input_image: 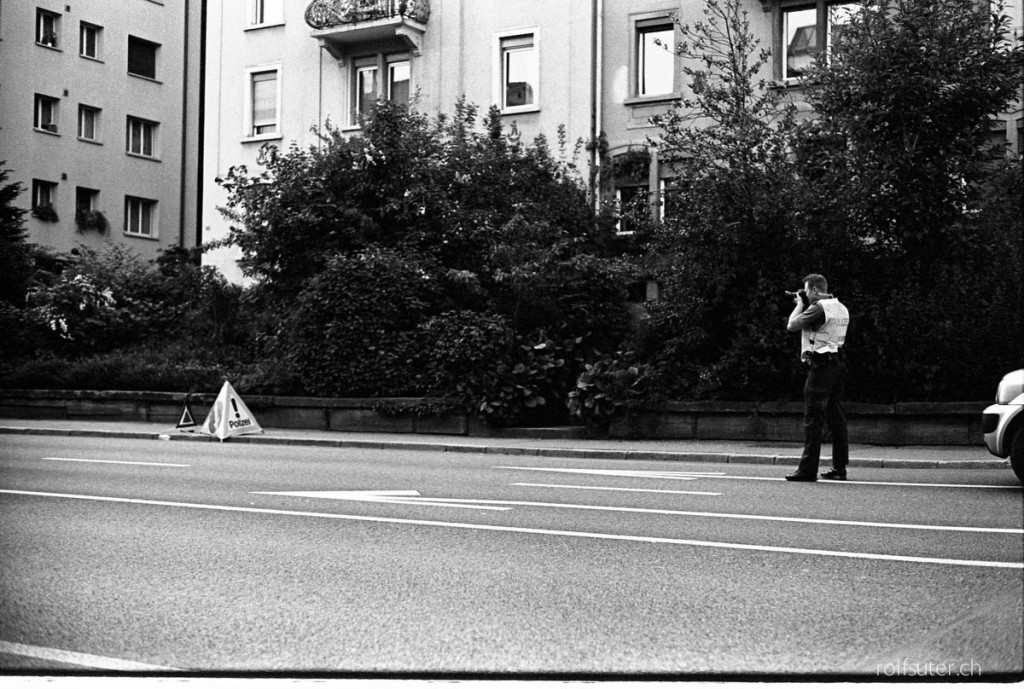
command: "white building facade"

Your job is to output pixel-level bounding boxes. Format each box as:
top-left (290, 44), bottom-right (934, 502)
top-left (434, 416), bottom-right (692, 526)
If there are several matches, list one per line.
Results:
top-left (202, 0), bottom-right (1023, 283)
top-left (0, 0), bottom-right (203, 259)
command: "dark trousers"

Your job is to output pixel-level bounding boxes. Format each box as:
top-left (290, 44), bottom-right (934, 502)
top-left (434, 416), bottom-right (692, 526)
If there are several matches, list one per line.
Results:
top-left (797, 360), bottom-right (849, 475)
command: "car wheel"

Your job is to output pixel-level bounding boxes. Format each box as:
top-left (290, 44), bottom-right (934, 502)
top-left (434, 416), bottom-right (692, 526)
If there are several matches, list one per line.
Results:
top-left (1011, 427), bottom-right (1024, 484)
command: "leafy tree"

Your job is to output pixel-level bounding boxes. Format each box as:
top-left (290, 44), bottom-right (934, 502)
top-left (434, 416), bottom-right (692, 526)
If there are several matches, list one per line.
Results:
top-left (796, 0), bottom-right (1024, 400)
top-left (0, 165), bottom-right (32, 307)
top-left (218, 100), bottom-right (635, 416)
top-left (640, 0), bottom-right (806, 399)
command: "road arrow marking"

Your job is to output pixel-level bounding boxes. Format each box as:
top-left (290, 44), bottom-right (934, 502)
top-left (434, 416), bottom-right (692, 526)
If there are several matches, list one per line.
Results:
top-left (42, 457), bottom-right (190, 467)
top-left (251, 490), bottom-right (512, 511)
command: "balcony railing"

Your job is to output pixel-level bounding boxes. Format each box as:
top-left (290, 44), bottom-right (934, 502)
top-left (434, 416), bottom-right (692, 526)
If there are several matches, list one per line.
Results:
top-left (305, 0), bottom-right (431, 30)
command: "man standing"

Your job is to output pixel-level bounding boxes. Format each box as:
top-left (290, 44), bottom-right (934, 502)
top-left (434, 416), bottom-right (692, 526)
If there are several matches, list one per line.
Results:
top-left (785, 273), bottom-right (850, 482)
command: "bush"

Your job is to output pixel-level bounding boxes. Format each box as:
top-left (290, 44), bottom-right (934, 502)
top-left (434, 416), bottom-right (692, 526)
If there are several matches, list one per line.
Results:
top-left (284, 247), bottom-right (441, 397)
top-left (568, 352), bottom-right (649, 434)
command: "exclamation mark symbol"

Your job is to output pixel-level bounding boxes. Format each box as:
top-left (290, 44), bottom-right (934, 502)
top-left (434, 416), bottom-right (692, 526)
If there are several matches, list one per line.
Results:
top-left (231, 398), bottom-right (240, 419)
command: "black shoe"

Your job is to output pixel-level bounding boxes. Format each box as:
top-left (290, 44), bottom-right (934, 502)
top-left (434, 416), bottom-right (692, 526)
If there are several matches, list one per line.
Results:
top-left (820, 469), bottom-right (847, 481)
top-left (785, 472), bottom-right (817, 482)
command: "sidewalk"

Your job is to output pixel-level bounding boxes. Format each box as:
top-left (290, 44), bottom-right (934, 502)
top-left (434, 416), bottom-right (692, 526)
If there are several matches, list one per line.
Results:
top-left (0, 418), bottom-right (1009, 471)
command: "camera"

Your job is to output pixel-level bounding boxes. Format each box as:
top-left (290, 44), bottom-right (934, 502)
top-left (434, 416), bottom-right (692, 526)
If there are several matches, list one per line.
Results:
top-left (786, 289), bottom-right (809, 307)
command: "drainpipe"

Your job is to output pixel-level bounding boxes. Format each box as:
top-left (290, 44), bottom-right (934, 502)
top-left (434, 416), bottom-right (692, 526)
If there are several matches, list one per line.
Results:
top-left (589, 0), bottom-right (604, 211)
top-left (179, 0), bottom-right (191, 249)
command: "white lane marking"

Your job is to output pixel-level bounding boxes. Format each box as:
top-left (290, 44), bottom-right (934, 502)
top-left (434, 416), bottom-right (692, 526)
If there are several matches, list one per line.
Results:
top-left (258, 489), bottom-right (1021, 534)
top-left (0, 640), bottom-right (182, 671)
top-left (1, 489), bottom-right (1020, 569)
top-left (513, 482), bottom-right (722, 496)
top-left (43, 457), bottom-right (190, 468)
top-left (254, 490), bottom-right (511, 511)
top-left (496, 466), bottom-right (1021, 490)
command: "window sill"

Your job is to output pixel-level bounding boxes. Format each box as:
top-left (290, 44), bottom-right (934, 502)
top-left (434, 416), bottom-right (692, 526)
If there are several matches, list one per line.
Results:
top-left (245, 22), bottom-right (286, 31)
top-left (78, 138), bottom-right (103, 146)
top-left (35, 127), bottom-right (60, 136)
top-left (80, 55), bottom-right (104, 63)
top-left (127, 73), bottom-right (163, 85)
top-left (624, 93), bottom-right (680, 107)
top-left (36, 43), bottom-right (62, 52)
top-left (241, 133), bottom-right (283, 144)
top-left (126, 152), bottom-right (161, 162)
top-left (124, 232), bottom-right (160, 240)
top-left (500, 105), bottom-right (540, 116)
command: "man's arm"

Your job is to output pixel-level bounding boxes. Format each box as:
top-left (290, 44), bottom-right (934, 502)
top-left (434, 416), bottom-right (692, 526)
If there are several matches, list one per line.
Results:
top-left (787, 302), bottom-right (824, 332)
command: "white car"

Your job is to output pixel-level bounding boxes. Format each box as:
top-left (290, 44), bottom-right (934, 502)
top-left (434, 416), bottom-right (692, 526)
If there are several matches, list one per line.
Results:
top-left (982, 369), bottom-right (1024, 483)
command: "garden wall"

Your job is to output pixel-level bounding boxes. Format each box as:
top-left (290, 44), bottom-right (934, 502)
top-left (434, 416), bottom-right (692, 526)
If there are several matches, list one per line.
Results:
top-left (0, 390), bottom-right (988, 446)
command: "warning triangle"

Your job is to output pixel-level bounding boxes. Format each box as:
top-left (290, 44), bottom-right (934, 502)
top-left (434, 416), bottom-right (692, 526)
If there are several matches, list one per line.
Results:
top-left (176, 403), bottom-right (197, 429)
top-left (200, 381), bottom-right (263, 441)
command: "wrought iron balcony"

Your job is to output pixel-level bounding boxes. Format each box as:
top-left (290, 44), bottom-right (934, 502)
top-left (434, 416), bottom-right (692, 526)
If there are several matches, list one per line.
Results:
top-left (305, 0), bottom-right (430, 58)
top-left (305, 0), bottom-right (430, 30)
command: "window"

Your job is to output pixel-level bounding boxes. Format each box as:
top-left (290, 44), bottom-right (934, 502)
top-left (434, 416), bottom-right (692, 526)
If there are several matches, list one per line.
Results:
top-left (782, 2), bottom-right (860, 80)
top-left (125, 196), bottom-right (157, 237)
top-left (251, 70), bottom-right (278, 136)
top-left (249, 0), bottom-right (283, 26)
top-left (349, 54), bottom-right (410, 125)
top-left (32, 180), bottom-right (58, 221)
top-left (355, 63), bottom-right (378, 121)
top-left (497, 32), bottom-right (538, 111)
top-left (34, 94), bottom-right (60, 133)
top-left (615, 185), bottom-right (649, 234)
top-left (80, 22), bottom-right (102, 59)
top-left (388, 60), bottom-right (411, 105)
top-left (76, 187), bottom-right (99, 213)
top-left (78, 103), bottom-right (100, 140)
top-left (245, 67), bottom-right (281, 138)
top-left (636, 22), bottom-right (675, 97)
top-left (126, 116), bottom-right (157, 157)
top-left (78, 105), bottom-right (101, 141)
top-left (36, 9), bottom-right (60, 48)
top-left (127, 36), bottom-right (159, 79)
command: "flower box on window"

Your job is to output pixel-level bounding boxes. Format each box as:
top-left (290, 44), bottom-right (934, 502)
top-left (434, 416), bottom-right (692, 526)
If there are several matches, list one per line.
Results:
top-left (75, 209), bottom-right (108, 233)
top-left (32, 205), bottom-right (59, 222)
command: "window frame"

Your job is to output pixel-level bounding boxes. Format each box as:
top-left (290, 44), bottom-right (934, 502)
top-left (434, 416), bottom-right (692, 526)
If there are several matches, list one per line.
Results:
top-left (127, 35), bottom-right (160, 80)
top-left (243, 65), bottom-right (282, 141)
top-left (124, 195), bottom-right (158, 238)
top-left (36, 8), bottom-right (60, 49)
top-left (776, 0), bottom-right (860, 82)
top-left (78, 104), bottom-right (101, 142)
top-left (126, 116), bottom-right (158, 158)
top-left (347, 53), bottom-right (411, 127)
top-left (247, 0), bottom-right (284, 28)
top-left (32, 179), bottom-right (59, 220)
top-left (494, 28), bottom-right (540, 114)
top-left (80, 21), bottom-right (102, 60)
top-left (34, 94), bottom-right (60, 133)
top-left (634, 18), bottom-right (677, 99)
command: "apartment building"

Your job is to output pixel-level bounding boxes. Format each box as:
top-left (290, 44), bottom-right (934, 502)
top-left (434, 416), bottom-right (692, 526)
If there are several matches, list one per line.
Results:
top-left (202, 0), bottom-right (1023, 283)
top-left (0, 0), bottom-right (203, 259)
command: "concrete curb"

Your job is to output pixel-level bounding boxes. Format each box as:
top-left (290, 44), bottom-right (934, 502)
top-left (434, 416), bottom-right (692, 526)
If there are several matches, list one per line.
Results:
top-left (0, 426), bottom-right (1011, 471)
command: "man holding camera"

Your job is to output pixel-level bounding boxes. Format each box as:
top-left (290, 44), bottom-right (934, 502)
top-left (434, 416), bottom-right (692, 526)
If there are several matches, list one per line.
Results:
top-left (785, 273), bottom-right (850, 482)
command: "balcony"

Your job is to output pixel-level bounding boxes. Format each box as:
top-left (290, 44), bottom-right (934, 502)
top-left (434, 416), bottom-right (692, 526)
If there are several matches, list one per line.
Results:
top-left (305, 0), bottom-right (430, 58)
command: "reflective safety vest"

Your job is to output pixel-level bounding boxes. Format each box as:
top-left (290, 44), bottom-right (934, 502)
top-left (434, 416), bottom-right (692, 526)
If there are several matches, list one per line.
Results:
top-left (801, 297), bottom-right (849, 358)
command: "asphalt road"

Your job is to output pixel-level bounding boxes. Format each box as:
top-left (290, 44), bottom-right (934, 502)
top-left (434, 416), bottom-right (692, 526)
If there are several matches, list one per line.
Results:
top-left (1, 434), bottom-right (1022, 678)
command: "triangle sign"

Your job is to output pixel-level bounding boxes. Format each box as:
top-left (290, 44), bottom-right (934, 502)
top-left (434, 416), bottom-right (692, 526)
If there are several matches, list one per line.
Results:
top-left (176, 402), bottom-right (197, 429)
top-left (200, 381), bottom-right (263, 441)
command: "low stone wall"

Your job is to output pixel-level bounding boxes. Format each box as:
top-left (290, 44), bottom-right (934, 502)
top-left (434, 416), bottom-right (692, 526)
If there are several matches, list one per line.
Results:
top-left (611, 400), bottom-right (987, 446)
top-left (0, 390), bottom-right (988, 445)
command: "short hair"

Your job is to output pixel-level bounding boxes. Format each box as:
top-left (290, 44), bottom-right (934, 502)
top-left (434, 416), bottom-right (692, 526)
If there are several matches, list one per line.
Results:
top-left (803, 273), bottom-right (828, 293)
